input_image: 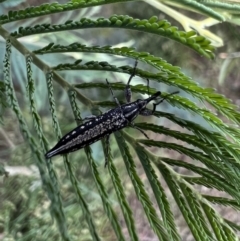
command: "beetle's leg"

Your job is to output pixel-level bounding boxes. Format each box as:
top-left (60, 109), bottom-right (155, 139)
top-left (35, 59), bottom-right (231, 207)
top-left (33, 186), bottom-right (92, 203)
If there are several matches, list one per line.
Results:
top-left (106, 79), bottom-right (121, 108)
top-left (76, 115), bottom-right (96, 122)
top-left (129, 123), bottom-right (149, 139)
top-left (146, 78), bottom-right (150, 96)
top-left (125, 60), bottom-right (138, 103)
top-left (104, 134), bottom-right (110, 167)
top-left (140, 91), bottom-right (179, 116)
top-left (139, 97), bottom-right (168, 116)
top-left (153, 91), bottom-right (179, 109)
top-left (139, 108), bottom-right (155, 116)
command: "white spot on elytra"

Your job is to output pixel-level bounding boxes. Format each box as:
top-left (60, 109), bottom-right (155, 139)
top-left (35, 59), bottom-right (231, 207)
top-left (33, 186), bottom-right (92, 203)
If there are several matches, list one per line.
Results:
top-left (66, 135), bottom-right (70, 139)
top-left (72, 131), bottom-right (76, 135)
top-left (81, 126), bottom-right (85, 129)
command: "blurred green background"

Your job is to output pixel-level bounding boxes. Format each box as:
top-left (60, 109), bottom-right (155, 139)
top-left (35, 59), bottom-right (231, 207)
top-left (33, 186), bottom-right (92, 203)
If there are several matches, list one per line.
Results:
top-left (1, 0), bottom-right (240, 240)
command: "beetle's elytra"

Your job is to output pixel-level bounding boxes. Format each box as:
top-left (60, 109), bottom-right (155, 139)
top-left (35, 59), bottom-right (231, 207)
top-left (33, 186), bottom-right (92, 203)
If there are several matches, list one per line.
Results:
top-left (45, 61), bottom-right (178, 165)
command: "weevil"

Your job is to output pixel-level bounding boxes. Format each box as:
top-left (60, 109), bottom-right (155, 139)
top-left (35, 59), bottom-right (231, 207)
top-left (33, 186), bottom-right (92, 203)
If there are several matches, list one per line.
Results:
top-left (45, 61), bottom-right (178, 166)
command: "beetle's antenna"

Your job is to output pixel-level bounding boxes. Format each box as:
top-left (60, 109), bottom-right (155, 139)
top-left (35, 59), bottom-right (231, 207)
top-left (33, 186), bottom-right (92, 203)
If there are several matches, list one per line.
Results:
top-left (155, 91), bottom-right (179, 105)
top-left (146, 79), bottom-right (150, 96)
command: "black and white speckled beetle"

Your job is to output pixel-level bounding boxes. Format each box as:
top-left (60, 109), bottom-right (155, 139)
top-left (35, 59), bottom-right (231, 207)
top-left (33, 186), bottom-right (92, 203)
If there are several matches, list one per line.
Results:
top-left (45, 61), bottom-right (178, 165)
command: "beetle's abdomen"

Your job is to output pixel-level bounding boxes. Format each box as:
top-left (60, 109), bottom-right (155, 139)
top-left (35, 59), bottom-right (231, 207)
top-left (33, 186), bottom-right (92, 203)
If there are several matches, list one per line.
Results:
top-left (45, 108), bottom-right (127, 158)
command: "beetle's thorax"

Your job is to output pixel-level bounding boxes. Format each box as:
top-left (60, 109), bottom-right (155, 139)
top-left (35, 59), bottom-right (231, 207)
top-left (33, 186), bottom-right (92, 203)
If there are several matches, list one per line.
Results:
top-left (122, 99), bottom-right (147, 122)
top-left (122, 92), bottom-right (161, 122)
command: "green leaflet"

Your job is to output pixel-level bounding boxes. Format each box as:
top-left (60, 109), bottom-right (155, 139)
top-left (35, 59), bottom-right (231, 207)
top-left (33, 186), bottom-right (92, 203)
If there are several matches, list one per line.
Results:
top-left (203, 196), bottom-right (240, 211)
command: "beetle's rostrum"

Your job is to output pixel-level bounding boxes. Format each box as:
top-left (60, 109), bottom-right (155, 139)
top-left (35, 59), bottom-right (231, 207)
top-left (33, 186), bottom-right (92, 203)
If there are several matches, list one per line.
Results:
top-left (45, 61), bottom-right (178, 165)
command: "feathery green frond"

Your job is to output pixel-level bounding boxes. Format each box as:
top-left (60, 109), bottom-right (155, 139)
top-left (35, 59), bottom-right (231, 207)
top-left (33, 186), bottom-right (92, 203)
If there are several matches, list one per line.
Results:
top-left (154, 110), bottom-right (240, 164)
top-left (114, 131), bottom-right (170, 241)
top-left (3, 39), bottom-right (71, 241)
top-left (201, 203), bottom-right (234, 241)
top-left (135, 143), bottom-right (181, 241)
top-left (135, 123), bottom-right (234, 162)
top-left (138, 139), bottom-right (240, 192)
top-left (0, 0), bottom-right (134, 24)
top-left (156, 161), bottom-right (237, 241)
top-left (46, 71), bottom-right (62, 139)
top-left (10, 15), bottom-right (214, 58)
top-left (102, 140), bottom-right (139, 241)
top-left (0, 80), bottom-right (7, 123)
top-left (179, 183), bottom-right (214, 241)
top-left (26, 54), bottom-right (49, 151)
top-left (162, 158), bottom-right (240, 202)
top-left (135, 122), bottom-right (240, 183)
top-left (85, 146), bottom-right (126, 241)
top-left (157, 162), bottom-right (207, 241)
top-left (65, 157), bottom-right (101, 241)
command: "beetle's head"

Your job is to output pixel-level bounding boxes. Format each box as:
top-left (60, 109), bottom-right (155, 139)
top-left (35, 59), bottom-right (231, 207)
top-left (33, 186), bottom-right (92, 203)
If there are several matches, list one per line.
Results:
top-left (122, 90), bottom-right (178, 122)
top-left (122, 91), bottom-right (161, 122)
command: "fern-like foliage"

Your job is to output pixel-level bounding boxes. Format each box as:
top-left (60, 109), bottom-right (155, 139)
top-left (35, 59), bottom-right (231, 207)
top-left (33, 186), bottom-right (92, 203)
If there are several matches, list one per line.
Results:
top-left (1, 1), bottom-right (240, 241)
top-left (11, 15), bottom-right (214, 59)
